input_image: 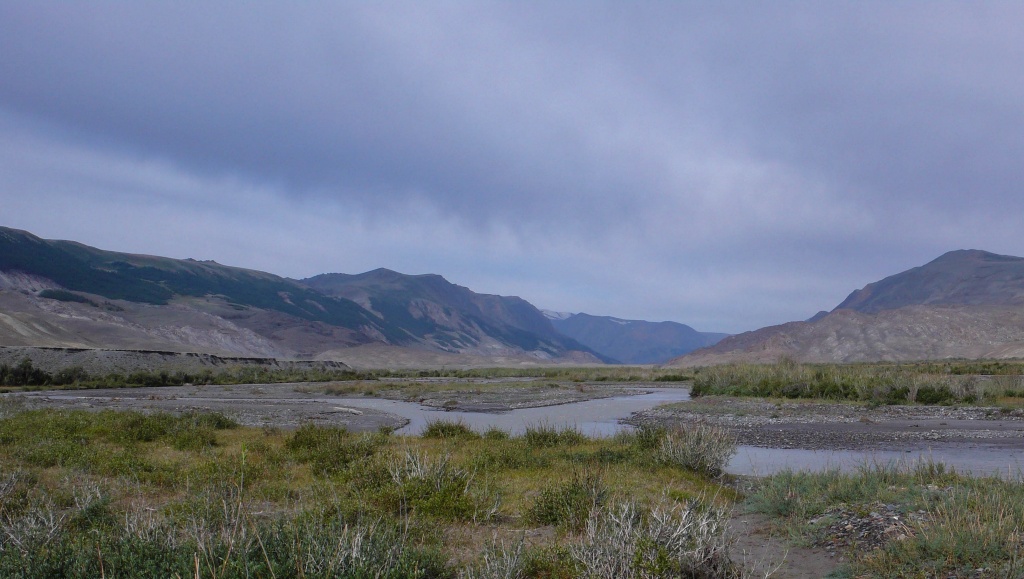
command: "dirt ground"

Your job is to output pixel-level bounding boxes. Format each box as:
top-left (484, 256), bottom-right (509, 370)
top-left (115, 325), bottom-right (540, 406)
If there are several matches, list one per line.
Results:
top-left (9, 383), bottom-right (409, 431)
top-left (730, 510), bottom-right (841, 579)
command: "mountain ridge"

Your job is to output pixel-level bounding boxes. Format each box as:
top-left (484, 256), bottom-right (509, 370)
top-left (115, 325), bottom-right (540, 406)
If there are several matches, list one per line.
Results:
top-left (672, 249), bottom-right (1024, 365)
top-left (834, 250), bottom-right (1024, 313)
top-left (549, 312), bottom-right (727, 364)
top-left (0, 226), bottom-right (604, 364)
top-left (302, 270), bottom-right (609, 361)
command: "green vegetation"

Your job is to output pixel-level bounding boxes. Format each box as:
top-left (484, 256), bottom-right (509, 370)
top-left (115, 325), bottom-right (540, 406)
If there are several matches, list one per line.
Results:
top-left (0, 358), bottom-right (377, 390)
top-left (0, 360), bottom-right (697, 391)
top-left (37, 289), bottom-right (96, 305)
top-left (653, 423), bottom-right (738, 477)
top-left (691, 358), bottom-right (1024, 405)
top-left (0, 228), bottom-right (398, 338)
top-left (422, 419), bottom-right (481, 440)
top-left (746, 460), bottom-right (1024, 577)
top-left (0, 407), bottom-right (745, 577)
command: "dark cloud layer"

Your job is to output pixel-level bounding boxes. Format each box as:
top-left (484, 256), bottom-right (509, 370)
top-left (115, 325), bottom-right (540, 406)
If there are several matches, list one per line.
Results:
top-left (2, 1), bottom-right (1023, 333)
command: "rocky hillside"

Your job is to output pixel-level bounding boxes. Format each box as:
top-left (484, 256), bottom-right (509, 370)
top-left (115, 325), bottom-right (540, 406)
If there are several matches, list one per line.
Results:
top-left (0, 226), bottom-right (601, 364)
top-left (302, 270), bottom-right (606, 361)
top-left (672, 249), bottom-right (1024, 365)
top-left (546, 312), bottom-right (727, 364)
top-left (835, 250), bottom-right (1024, 313)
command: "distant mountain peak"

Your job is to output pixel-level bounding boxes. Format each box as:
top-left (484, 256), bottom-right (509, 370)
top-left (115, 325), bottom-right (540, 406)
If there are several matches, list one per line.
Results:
top-left (549, 312), bottom-right (727, 365)
top-left (302, 268), bottom-right (604, 361)
top-left (835, 248), bottom-right (1024, 314)
top-left (672, 248), bottom-right (1024, 365)
top-left (929, 249), bottom-right (1021, 265)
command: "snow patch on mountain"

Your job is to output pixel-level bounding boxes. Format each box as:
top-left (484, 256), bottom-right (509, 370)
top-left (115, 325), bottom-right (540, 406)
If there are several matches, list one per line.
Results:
top-left (541, 309), bottom-right (574, 321)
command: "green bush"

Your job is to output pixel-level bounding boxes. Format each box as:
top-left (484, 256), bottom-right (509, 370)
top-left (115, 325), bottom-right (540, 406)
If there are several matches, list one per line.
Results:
top-left (422, 419), bottom-right (480, 440)
top-left (631, 424), bottom-right (666, 452)
top-left (527, 468), bottom-right (607, 532)
top-left (285, 424), bottom-right (380, 476)
top-left (482, 427), bottom-right (509, 441)
top-left (523, 423), bottom-right (587, 449)
top-left (377, 450), bottom-right (495, 522)
top-left (916, 385), bottom-right (954, 405)
top-left (655, 424), bottom-right (736, 477)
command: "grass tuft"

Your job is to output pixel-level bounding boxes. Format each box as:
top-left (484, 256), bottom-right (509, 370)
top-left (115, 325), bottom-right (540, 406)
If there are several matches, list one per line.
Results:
top-left (522, 422), bottom-right (587, 448)
top-left (571, 497), bottom-right (738, 578)
top-left (655, 423), bottom-right (737, 477)
top-left (422, 419), bottom-right (481, 440)
top-left (527, 467), bottom-right (607, 532)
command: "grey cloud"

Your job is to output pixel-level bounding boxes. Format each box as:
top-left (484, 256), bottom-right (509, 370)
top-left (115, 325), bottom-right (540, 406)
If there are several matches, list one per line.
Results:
top-left (2, 1), bottom-right (1024, 332)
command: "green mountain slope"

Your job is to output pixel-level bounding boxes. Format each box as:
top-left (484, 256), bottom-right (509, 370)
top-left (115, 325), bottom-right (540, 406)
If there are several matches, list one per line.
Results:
top-left (0, 226), bottom-right (603, 362)
top-left (0, 226), bottom-right (396, 341)
top-left (303, 269), bottom-right (606, 360)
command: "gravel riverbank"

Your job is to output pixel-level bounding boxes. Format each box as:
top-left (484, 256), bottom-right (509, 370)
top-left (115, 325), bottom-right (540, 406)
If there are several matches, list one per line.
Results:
top-left (628, 395), bottom-right (1024, 451)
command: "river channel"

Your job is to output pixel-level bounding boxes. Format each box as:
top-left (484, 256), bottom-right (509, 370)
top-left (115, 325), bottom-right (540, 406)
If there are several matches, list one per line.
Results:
top-left (333, 388), bottom-right (1024, 478)
top-left (322, 388), bottom-right (1024, 477)
top-left (15, 384), bottom-right (1024, 477)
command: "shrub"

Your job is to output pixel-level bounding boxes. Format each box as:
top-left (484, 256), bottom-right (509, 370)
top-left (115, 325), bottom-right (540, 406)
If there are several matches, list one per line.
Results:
top-left (459, 537), bottom-right (526, 579)
top-left (422, 419), bottom-right (480, 440)
top-left (285, 424), bottom-right (380, 476)
top-left (655, 424), bottom-right (736, 477)
top-left (482, 427), bottom-right (510, 441)
top-left (915, 385), bottom-right (954, 405)
top-left (571, 498), bottom-right (737, 578)
top-left (527, 468), bottom-right (607, 532)
top-left (632, 424), bottom-right (667, 452)
top-left (523, 423), bottom-right (587, 449)
top-left (381, 450), bottom-right (497, 522)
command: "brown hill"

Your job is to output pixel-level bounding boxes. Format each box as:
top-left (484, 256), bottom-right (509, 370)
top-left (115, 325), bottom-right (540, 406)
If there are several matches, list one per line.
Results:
top-left (671, 250), bottom-right (1024, 366)
top-left (836, 250), bottom-right (1024, 313)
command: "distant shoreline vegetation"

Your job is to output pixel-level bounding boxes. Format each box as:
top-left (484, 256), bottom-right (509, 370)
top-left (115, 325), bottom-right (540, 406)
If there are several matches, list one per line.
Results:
top-left (0, 360), bottom-right (693, 391)
top-left (691, 358), bottom-right (1024, 405)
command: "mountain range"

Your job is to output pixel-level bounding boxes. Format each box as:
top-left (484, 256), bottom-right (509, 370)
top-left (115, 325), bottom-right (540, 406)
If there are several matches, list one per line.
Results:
top-left (0, 226), bottom-right (719, 367)
top-left (545, 312), bottom-right (727, 364)
top-left (672, 250), bottom-right (1024, 365)
top-left (14, 226), bottom-right (1017, 368)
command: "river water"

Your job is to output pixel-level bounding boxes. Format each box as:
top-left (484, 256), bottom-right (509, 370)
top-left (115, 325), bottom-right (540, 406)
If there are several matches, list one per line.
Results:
top-left (335, 387), bottom-right (1024, 478)
top-left (19, 384), bottom-right (1024, 477)
top-left (332, 387), bottom-right (692, 436)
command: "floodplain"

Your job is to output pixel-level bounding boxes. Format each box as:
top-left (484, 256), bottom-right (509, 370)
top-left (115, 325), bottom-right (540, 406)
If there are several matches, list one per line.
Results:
top-left (3, 362), bottom-right (1024, 577)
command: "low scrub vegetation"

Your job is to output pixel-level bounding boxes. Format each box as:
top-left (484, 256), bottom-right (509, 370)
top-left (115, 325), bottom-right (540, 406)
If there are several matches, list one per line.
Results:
top-left (0, 359), bottom-right (696, 391)
top-left (747, 460), bottom-right (1024, 577)
top-left (572, 498), bottom-right (737, 578)
top-left (691, 358), bottom-right (1024, 405)
top-left (0, 407), bottom-right (746, 577)
top-left (654, 423), bottom-right (737, 477)
top-left (422, 419), bottom-right (481, 440)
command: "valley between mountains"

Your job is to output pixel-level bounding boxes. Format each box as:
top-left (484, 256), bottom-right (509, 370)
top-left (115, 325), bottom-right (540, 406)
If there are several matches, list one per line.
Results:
top-left (0, 226), bottom-right (724, 368)
top-left (6, 226), bottom-right (1024, 369)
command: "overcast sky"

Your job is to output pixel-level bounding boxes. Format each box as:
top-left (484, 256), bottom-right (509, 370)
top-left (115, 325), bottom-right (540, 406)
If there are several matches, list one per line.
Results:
top-left (2, 2), bottom-right (1023, 333)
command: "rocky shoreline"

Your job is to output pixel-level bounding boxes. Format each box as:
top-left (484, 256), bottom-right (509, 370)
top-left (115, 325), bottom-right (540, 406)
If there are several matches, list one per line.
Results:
top-left (627, 396), bottom-right (1024, 451)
